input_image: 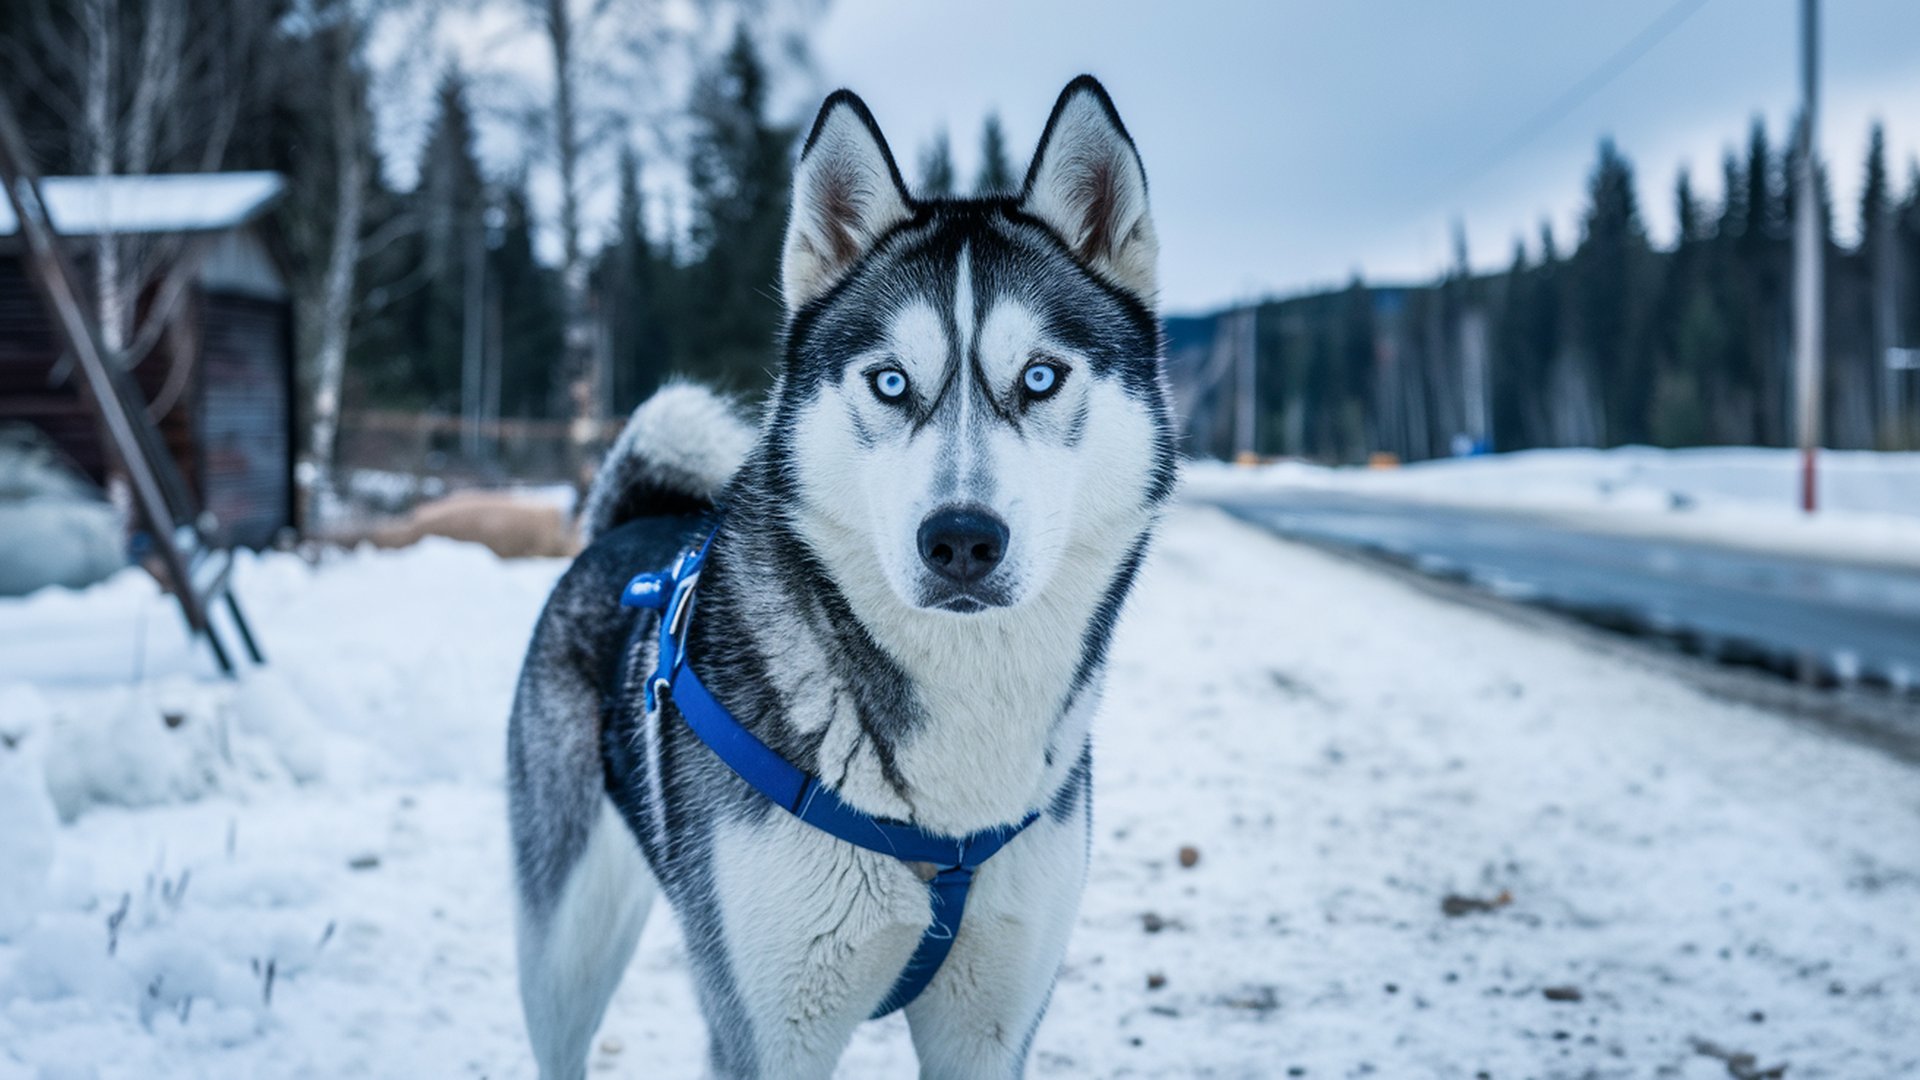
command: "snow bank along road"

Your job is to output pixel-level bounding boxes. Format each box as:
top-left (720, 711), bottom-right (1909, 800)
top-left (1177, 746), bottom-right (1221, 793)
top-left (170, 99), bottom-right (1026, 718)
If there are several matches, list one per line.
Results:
top-left (0, 502), bottom-right (1915, 1078)
top-left (1209, 488), bottom-right (1920, 699)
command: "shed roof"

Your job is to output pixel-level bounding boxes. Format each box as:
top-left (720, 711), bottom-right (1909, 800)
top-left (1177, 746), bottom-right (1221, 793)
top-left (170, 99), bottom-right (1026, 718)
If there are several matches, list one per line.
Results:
top-left (0, 172), bottom-right (284, 237)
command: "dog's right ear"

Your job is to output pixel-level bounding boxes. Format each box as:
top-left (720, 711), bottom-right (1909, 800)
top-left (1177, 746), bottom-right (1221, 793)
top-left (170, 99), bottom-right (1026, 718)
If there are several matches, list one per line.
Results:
top-left (781, 91), bottom-right (914, 312)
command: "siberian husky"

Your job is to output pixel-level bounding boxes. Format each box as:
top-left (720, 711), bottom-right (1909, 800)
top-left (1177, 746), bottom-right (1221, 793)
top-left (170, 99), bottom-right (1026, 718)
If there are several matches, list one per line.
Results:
top-left (507, 75), bottom-right (1176, 1079)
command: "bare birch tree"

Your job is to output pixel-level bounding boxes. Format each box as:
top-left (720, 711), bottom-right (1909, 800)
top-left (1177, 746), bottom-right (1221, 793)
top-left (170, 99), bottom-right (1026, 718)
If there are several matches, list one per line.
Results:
top-left (504, 0), bottom-right (822, 489)
top-left (81, 0), bottom-right (124, 350)
top-left (302, 10), bottom-right (372, 522)
top-left (288, 0), bottom-right (444, 523)
top-left (536, 0), bottom-right (601, 491)
top-left (4, 0), bottom-right (271, 355)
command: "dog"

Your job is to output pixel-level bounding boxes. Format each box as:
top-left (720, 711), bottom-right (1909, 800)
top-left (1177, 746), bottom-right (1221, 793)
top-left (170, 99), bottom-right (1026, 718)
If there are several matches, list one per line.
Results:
top-left (507, 75), bottom-right (1176, 1079)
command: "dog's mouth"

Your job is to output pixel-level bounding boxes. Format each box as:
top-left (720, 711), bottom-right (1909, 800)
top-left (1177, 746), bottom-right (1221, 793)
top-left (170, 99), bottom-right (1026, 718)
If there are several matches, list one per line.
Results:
top-left (935, 595), bottom-right (990, 614)
top-left (918, 583), bottom-right (1013, 614)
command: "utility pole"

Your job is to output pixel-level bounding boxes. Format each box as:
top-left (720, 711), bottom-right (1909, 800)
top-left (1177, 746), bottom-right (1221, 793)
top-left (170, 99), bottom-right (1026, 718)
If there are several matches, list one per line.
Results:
top-left (1460, 307), bottom-right (1490, 453)
top-left (1793, 0), bottom-right (1822, 512)
top-left (1233, 307), bottom-right (1258, 463)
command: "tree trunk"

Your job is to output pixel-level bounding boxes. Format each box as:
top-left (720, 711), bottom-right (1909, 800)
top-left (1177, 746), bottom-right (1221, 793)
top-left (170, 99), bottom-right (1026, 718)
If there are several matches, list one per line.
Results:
top-left (83, 0), bottom-right (123, 353)
top-left (546, 0), bottom-right (600, 494)
top-left (303, 24), bottom-right (367, 529)
top-left (125, 0), bottom-right (181, 176)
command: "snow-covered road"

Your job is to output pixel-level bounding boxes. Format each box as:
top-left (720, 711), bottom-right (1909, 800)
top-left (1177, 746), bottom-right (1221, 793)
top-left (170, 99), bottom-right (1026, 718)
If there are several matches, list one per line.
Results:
top-left (1185, 446), bottom-right (1920, 570)
top-left (1, 503), bottom-right (1915, 1078)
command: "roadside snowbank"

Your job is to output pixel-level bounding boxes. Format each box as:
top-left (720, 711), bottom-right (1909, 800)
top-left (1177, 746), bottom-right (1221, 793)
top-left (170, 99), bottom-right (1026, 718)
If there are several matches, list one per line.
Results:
top-left (1185, 446), bottom-right (1920, 567)
top-left (0, 506), bottom-right (1914, 1077)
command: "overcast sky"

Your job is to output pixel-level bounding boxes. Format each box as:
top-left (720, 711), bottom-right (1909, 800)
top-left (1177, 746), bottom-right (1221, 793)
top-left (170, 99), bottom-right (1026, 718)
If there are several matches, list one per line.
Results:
top-left (807, 0), bottom-right (1920, 313)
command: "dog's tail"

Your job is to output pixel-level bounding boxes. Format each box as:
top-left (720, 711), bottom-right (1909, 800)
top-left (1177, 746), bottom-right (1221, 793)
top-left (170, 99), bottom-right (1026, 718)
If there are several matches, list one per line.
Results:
top-left (577, 382), bottom-right (753, 545)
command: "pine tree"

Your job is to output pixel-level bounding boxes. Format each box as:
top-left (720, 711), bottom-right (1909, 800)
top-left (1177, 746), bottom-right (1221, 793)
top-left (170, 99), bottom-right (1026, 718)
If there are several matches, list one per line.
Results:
top-left (1745, 119), bottom-right (1776, 246)
top-left (682, 26), bottom-right (795, 390)
top-left (340, 184), bottom-right (417, 408)
top-left (975, 112), bottom-right (1016, 195)
top-left (1675, 168), bottom-right (1702, 247)
top-left (406, 69), bottom-right (487, 409)
top-left (360, 68), bottom-right (486, 411)
top-left (1741, 118), bottom-right (1788, 444)
top-left (919, 128), bottom-right (956, 198)
top-left (490, 178), bottom-right (564, 421)
top-left (1781, 112), bottom-right (1834, 243)
top-left (599, 147), bottom-right (668, 413)
top-left (420, 72), bottom-right (485, 277)
top-left (1573, 138), bottom-right (1653, 443)
top-left (1860, 126), bottom-right (1890, 255)
top-left (1652, 168), bottom-right (1709, 446)
top-left (1717, 150), bottom-right (1747, 241)
top-left (1493, 239), bottom-right (1541, 451)
top-left (616, 148), bottom-right (651, 267)
top-left (1336, 276), bottom-right (1375, 458)
top-left (1851, 124), bottom-right (1893, 446)
top-left (1533, 220), bottom-right (1566, 443)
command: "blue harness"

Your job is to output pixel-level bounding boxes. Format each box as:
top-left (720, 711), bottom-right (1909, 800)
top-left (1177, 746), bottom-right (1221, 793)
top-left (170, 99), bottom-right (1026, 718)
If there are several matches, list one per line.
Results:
top-left (618, 532), bottom-right (1038, 1018)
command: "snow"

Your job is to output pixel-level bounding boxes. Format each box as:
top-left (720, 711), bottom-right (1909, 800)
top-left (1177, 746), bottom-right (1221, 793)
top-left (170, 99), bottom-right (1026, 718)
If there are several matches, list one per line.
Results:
top-left (0, 173), bottom-right (284, 238)
top-left (1184, 446), bottom-right (1920, 568)
top-left (0, 499), bottom-right (123, 597)
top-left (1, 500), bottom-right (1916, 1077)
top-left (0, 433), bottom-right (124, 597)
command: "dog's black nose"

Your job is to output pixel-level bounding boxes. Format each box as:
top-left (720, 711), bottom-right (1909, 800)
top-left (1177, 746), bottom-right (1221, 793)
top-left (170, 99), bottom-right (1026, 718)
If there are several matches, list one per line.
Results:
top-left (917, 508), bottom-right (1009, 585)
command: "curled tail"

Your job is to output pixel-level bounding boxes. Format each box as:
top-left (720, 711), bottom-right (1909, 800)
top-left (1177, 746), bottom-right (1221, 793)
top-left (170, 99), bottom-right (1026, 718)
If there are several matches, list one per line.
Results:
top-left (578, 383), bottom-right (754, 544)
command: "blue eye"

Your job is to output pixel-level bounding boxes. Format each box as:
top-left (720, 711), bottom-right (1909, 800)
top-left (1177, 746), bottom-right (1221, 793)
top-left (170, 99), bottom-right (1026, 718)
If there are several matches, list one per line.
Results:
top-left (871, 368), bottom-right (909, 401)
top-left (1022, 360), bottom-right (1064, 398)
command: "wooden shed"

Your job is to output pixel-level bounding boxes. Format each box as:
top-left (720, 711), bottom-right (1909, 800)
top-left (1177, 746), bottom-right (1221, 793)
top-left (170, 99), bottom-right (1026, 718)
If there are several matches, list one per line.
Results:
top-left (0, 172), bottom-right (294, 548)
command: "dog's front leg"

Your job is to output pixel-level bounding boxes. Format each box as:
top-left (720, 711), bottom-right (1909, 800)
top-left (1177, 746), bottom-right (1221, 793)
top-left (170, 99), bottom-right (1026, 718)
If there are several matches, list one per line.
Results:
top-left (706, 812), bottom-right (931, 1078)
top-left (903, 803), bottom-right (1090, 1079)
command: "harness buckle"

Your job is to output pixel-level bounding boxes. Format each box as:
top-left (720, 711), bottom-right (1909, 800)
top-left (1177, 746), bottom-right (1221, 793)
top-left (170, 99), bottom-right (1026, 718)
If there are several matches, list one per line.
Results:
top-left (621, 572), bottom-right (672, 609)
top-left (639, 546), bottom-right (707, 712)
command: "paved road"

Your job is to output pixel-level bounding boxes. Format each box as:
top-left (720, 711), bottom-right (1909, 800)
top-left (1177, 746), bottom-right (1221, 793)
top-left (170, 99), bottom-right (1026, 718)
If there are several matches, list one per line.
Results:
top-left (1211, 490), bottom-right (1920, 695)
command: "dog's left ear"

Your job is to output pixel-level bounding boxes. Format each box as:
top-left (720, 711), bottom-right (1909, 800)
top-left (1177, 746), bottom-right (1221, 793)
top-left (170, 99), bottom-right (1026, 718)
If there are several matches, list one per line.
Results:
top-left (782, 90), bottom-right (915, 311)
top-left (1019, 76), bottom-right (1158, 307)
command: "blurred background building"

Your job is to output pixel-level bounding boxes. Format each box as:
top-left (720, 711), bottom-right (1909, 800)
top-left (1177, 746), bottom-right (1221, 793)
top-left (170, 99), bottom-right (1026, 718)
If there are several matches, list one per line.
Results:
top-left (0, 172), bottom-right (294, 549)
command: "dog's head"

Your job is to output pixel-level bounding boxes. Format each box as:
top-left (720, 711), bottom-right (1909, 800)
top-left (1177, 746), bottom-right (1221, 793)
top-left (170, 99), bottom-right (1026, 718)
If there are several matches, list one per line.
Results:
top-left (766, 76), bottom-right (1175, 618)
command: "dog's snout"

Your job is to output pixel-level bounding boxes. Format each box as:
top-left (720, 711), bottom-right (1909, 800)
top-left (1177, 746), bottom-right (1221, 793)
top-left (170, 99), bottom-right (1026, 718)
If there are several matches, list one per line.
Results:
top-left (917, 508), bottom-right (1009, 585)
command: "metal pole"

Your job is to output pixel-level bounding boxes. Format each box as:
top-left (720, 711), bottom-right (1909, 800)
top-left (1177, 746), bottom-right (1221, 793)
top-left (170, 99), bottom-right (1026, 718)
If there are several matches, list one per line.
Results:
top-left (1793, 0), bottom-right (1822, 512)
top-left (1233, 308), bottom-right (1256, 462)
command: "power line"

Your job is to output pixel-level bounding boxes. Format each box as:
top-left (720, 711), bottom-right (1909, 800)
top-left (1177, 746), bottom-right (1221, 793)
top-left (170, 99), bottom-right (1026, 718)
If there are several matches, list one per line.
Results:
top-left (1438, 0), bottom-right (1711, 199)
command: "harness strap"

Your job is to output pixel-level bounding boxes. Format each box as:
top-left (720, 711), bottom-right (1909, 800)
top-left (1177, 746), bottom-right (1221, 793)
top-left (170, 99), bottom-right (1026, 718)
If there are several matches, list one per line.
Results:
top-left (620, 533), bottom-right (1038, 1018)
